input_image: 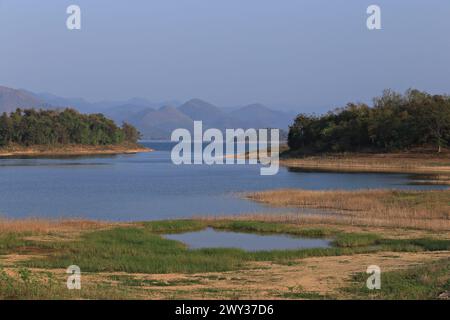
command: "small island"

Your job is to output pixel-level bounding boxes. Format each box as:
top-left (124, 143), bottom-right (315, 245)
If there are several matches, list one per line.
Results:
top-left (0, 108), bottom-right (151, 157)
top-left (282, 89), bottom-right (450, 174)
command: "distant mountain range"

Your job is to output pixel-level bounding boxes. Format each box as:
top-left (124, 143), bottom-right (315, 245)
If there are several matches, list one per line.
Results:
top-left (0, 85), bottom-right (294, 139)
top-left (0, 86), bottom-right (49, 113)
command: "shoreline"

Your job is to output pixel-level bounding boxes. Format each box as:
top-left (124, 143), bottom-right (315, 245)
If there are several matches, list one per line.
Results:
top-left (280, 152), bottom-right (450, 174)
top-left (0, 144), bottom-right (153, 157)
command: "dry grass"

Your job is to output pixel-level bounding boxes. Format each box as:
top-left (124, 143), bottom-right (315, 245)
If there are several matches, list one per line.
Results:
top-left (0, 218), bottom-right (111, 235)
top-left (409, 174), bottom-right (450, 186)
top-left (197, 214), bottom-right (442, 239)
top-left (281, 153), bottom-right (450, 174)
top-left (245, 189), bottom-right (450, 232)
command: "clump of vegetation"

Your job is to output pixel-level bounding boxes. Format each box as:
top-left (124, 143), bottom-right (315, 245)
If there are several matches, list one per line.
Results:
top-left (0, 267), bottom-right (61, 299)
top-left (141, 220), bottom-right (206, 234)
top-left (288, 89), bottom-right (450, 153)
top-left (0, 233), bottom-right (30, 255)
top-left (379, 238), bottom-right (450, 252)
top-left (0, 267), bottom-right (137, 299)
top-left (212, 220), bottom-right (334, 238)
top-left (333, 233), bottom-right (380, 247)
top-left (0, 108), bottom-right (140, 147)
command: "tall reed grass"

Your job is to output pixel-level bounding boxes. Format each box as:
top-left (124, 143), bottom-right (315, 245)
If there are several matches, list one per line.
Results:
top-left (246, 189), bottom-right (450, 231)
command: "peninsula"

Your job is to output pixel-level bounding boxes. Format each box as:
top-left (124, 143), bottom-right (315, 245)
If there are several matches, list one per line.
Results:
top-left (0, 108), bottom-right (151, 156)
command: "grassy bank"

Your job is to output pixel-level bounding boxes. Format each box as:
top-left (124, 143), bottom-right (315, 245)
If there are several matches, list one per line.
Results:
top-left (1, 218), bottom-right (449, 299)
top-left (0, 142), bottom-right (152, 157)
top-left (281, 152), bottom-right (450, 174)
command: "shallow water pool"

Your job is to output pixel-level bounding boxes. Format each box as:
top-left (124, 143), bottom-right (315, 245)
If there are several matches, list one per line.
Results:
top-left (164, 228), bottom-right (332, 251)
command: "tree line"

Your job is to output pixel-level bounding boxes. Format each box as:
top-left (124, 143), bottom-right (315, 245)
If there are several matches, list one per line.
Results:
top-left (0, 108), bottom-right (141, 147)
top-left (288, 89), bottom-right (450, 153)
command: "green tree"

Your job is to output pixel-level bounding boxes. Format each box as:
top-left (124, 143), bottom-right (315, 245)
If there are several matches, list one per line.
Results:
top-left (0, 108), bottom-right (140, 148)
top-left (122, 122), bottom-right (141, 143)
top-left (288, 89), bottom-right (450, 154)
top-left (0, 112), bottom-right (12, 146)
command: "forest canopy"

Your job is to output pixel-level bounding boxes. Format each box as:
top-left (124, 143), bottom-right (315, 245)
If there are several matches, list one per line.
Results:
top-left (288, 89), bottom-right (450, 153)
top-left (0, 108), bottom-right (141, 147)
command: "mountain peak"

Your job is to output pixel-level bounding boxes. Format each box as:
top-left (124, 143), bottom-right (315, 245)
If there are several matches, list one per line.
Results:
top-left (185, 98), bottom-right (212, 105)
top-left (180, 98), bottom-right (221, 111)
top-left (178, 98), bottom-right (223, 124)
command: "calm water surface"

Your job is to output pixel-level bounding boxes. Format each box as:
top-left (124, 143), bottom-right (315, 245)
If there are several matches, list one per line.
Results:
top-left (164, 228), bottom-right (332, 251)
top-left (0, 141), bottom-right (446, 221)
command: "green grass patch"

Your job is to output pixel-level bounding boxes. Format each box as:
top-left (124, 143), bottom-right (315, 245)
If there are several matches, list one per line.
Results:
top-left (333, 233), bottom-right (380, 247)
top-left (23, 227), bottom-right (249, 273)
top-left (0, 232), bottom-right (33, 255)
top-left (140, 219), bottom-right (206, 234)
top-left (378, 238), bottom-right (450, 252)
top-left (211, 220), bottom-right (335, 238)
top-left (0, 267), bottom-right (134, 299)
top-left (343, 258), bottom-right (450, 299)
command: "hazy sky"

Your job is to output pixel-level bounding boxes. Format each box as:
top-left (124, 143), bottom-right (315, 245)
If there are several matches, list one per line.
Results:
top-left (1, 0), bottom-right (449, 112)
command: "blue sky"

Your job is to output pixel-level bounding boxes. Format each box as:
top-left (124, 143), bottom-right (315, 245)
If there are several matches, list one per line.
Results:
top-left (0, 0), bottom-right (449, 112)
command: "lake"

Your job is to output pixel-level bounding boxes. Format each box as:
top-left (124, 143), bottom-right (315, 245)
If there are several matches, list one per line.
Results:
top-left (0, 141), bottom-right (446, 221)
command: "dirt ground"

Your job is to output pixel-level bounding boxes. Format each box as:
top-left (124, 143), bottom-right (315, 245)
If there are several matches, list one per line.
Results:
top-left (119, 251), bottom-right (449, 299)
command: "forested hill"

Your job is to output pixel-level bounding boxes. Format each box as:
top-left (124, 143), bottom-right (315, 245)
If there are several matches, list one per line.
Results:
top-left (0, 108), bottom-right (140, 147)
top-left (288, 89), bottom-right (450, 154)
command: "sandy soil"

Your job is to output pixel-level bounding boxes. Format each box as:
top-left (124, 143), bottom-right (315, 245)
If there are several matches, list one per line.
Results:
top-left (281, 153), bottom-right (450, 174)
top-left (0, 144), bottom-right (152, 157)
